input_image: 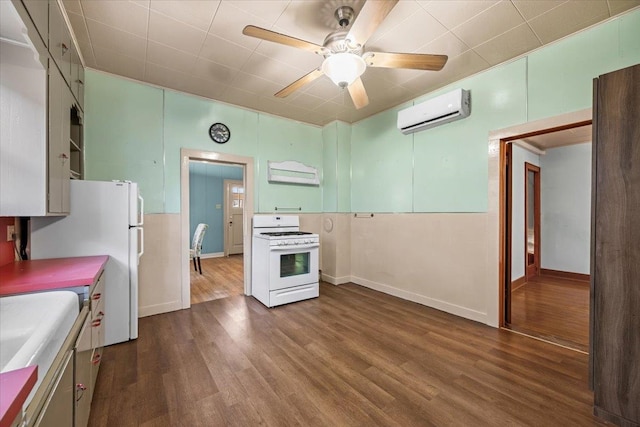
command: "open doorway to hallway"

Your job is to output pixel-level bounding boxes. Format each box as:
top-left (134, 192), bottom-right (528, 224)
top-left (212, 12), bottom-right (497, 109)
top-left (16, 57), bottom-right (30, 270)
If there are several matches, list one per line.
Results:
top-left (502, 121), bottom-right (592, 352)
top-left (188, 160), bottom-right (245, 305)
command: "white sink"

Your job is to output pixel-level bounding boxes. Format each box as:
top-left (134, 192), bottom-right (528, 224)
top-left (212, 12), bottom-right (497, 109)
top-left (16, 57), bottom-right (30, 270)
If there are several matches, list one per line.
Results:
top-left (0, 291), bottom-right (79, 404)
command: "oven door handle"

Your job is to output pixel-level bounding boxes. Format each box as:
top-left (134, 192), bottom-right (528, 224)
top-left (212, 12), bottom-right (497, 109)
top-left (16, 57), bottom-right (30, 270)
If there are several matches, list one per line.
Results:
top-left (271, 243), bottom-right (319, 251)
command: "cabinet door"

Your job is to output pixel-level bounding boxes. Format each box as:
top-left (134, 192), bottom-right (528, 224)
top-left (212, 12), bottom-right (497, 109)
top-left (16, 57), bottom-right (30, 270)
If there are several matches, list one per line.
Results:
top-left (48, 62), bottom-right (70, 214)
top-left (75, 316), bottom-right (92, 427)
top-left (22, 0), bottom-right (49, 47)
top-left (48, 0), bottom-right (71, 84)
top-left (70, 43), bottom-right (80, 101)
top-left (33, 351), bottom-right (74, 427)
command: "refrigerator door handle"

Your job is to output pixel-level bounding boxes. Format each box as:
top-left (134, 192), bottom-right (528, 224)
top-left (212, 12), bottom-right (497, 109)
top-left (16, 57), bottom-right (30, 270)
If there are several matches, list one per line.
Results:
top-left (138, 227), bottom-right (144, 261)
top-left (137, 195), bottom-right (144, 226)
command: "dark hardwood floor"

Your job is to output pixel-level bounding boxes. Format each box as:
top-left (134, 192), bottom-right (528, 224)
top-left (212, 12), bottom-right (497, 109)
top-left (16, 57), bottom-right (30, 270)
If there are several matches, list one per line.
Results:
top-left (508, 274), bottom-right (589, 352)
top-left (190, 255), bottom-right (244, 304)
top-left (89, 282), bottom-right (604, 426)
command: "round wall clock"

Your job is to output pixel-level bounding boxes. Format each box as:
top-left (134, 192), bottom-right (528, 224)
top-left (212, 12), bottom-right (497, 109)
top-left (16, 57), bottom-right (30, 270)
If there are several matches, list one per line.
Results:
top-left (209, 123), bottom-right (230, 144)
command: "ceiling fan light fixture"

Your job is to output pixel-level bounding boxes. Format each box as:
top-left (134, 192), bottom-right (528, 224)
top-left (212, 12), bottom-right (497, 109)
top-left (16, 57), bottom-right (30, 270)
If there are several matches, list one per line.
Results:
top-left (321, 53), bottom-right (366, 88)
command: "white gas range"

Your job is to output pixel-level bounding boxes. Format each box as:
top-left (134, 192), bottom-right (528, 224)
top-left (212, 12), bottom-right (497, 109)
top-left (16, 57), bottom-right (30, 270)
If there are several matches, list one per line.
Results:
top-left (251, 215), bottom-right (319, 307)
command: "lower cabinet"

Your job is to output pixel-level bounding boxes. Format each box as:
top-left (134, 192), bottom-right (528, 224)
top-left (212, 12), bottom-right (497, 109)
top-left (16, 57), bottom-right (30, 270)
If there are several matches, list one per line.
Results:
top-left (74, 315), bottom-right (92, 427)
top-left (32, 351), bottom-right (73, 427)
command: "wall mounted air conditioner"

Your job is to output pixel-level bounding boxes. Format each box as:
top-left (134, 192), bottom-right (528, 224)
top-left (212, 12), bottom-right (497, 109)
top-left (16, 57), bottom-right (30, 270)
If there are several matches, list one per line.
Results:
top-left (397, 89), bottom-right (471, 135)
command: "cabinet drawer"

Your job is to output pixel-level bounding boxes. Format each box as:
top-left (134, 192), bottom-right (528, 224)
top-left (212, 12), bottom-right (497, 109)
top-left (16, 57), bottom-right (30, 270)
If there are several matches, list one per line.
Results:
top-left (90, 273), bottom-right (105, 313)
top-left (90, 348), bottom-right (103, 391)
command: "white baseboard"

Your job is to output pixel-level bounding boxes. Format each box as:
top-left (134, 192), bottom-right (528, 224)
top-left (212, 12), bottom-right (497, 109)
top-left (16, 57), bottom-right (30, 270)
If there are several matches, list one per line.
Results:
top-left (350, 275), bottom-right (488, 325)
top-left (200, 252), bottom-right (224, 259)
top-left (139, 300), bottom-right (183, 318)
top-left (321, 273), bottom-right (351, 285)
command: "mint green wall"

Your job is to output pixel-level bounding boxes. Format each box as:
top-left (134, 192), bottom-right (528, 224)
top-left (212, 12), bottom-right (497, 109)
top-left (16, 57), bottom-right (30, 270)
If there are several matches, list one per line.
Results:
top-left (321, 122), bottom-right (337, 212)
top-left (351, 103), bottom-right (414, 213)
top-left (336, 121), bottom-right (351, 212)
top-left (257, 114), bottom-right (323, 213)
top-left (84, 74), bottom-right (323, 214)
top-left (349, 9), bottom-right (640, 213)
top-left (321, 121), bottom-right (351, 212)
top-left (85, 9), bottom-right (640, 216)
top-left (84, 75), bottom-right (165, 213)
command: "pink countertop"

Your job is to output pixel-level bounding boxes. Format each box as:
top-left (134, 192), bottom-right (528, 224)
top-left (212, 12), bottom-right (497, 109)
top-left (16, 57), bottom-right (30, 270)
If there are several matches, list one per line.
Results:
top-left (0, 255), bottom-right (108, 296)
top-left (0, 366), bottom-right (37, 427)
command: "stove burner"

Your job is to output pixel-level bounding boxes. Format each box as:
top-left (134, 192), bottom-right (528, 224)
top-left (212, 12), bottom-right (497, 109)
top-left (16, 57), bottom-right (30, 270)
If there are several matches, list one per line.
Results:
top-left (260, 231), bottom-right (312, 237)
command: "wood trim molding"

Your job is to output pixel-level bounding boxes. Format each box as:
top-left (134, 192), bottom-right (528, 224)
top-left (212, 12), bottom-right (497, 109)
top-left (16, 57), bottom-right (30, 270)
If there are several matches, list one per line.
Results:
top-left (540, 268), bottom-right (590, 283)
top-left (511, 276), bottom-right (526, 292)
top-left (502, 120), bottom-right (592, 142)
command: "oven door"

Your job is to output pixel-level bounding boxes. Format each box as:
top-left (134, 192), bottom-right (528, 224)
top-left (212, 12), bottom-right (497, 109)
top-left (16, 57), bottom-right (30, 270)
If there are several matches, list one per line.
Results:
top-left (269, 243), bottom-right (319, 290)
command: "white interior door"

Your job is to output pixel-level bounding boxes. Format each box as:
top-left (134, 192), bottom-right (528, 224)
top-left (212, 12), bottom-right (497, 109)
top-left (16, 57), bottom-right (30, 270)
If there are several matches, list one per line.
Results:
top-left (224, 179), bottom-right (244, 255)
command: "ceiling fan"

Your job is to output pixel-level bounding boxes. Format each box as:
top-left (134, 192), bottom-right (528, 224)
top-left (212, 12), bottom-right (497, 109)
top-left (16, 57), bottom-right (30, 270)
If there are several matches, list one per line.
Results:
top-left (242, 0), bottom-right (448, 110)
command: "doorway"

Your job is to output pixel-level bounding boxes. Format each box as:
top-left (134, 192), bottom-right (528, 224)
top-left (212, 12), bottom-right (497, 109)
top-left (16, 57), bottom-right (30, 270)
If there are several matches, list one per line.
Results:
top-left (500, 120), bottom-right (592, 352)
top-left (180, 149), bottom-right (254, 310)
top-left (223, 179), bottom-right (244, 256)
top-left (188, 162), bottom-right (244, 304)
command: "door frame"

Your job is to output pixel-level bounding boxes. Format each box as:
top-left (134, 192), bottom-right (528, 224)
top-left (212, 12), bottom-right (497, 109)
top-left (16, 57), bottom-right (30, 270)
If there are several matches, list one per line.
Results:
top-left (180, 149), bottom-right (254, 309)
top-left (524, 162), bottom-right (541, 279)
top-left (498, 117), bottom-right (592, 327)
top-left (223, 179), bottom-right (244, 256)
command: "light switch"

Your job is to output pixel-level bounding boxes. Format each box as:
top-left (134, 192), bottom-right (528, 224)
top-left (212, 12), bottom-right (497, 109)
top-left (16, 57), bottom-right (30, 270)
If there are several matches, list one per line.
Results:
top-left (215, 204), bottom-right (222, 209)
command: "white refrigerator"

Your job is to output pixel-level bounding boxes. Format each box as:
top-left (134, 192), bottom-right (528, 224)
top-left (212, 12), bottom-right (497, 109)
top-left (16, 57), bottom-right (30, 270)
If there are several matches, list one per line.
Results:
top-left (30, 180), bottom-right (144, 346)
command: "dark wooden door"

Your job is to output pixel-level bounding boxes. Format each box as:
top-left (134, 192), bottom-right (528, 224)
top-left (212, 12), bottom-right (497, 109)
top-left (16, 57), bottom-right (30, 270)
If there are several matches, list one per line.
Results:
top-left (591, 64), bottom-right (640, 426)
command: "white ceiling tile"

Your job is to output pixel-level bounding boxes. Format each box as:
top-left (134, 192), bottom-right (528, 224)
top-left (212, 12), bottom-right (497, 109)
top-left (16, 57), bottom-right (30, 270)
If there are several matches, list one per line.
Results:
top-left (417, 31), bottom-right (470, 58)
top-left (368, 0), bottom-right (423, 44)
top-left (131, 0), bottom-right (150, 9)
top-left (208, 2), bottom-right (272, 50)
top-left (367, 8), bottom-right (448, 53)
top-left (93, 45), bottom-right (146, 81)
top-left (81, 0), bottom-right (149, 38)
top-left (67, 12), bottom-right (90, 45)
top-left (231, 71), bottom-right (283, 96)
top-left (511, 0), bottom-right (567, 20)
top-left (217, 86), bottom-right (256, 110)
top-left (148, 11), bottom-right (207, 55)
top-left (302, 76), bottom-right (344, 99)
top-left (85, 18), bottom-right (148, 59)
top-left (144, 62), bottom-right (194, 93)
top-left (149, 0), bottom-right (220, 32)
top-left (182, 76), bottom-right (228, 100)
top-left (419, 0), bottom-right (500, 29)
top-left (286, 92), bottom-right (327, 110)
top-left (254, 42), bottom-right (323, 73)
top-left (225, 1), bottom-right (291, 24)
top-left (608, 0), bottom-right (640, 15)
top-left (242, 52), bottom-right (309, 86)
top-left (63, 0), bottom-right (82, 15)
top-left (146, 40), bottom-right (198, 74)
top-left (77, 41), bottom-right (96, 68)
top-left (192, 58), bottom-right (237, 85)
top-left (473, 23), bottom-right (542, 65)
top-left (199, 34), bottom-right (253, 70)
top-left (451, 1), bottom-right (526, 48)
top-left (528, 0), bottom-right (610, 44)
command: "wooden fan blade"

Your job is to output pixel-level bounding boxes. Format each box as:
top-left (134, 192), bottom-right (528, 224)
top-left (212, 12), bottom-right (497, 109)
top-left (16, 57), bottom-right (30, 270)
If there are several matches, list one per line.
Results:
top-left (348, 77), bottom-right (369, 109)
top-left (346, 0), bottom-right (398, 47)
top-left (275, 69), bottom-right (324, 98)
top-left (366, 52), bottom-right (448, 71)
top-left (243, 25), bottom-right (324, 54)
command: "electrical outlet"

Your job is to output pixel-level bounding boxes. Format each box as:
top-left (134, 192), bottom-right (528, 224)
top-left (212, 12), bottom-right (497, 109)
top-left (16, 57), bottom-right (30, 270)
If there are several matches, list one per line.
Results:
top-left (7, 225), bottom-right (15, 241)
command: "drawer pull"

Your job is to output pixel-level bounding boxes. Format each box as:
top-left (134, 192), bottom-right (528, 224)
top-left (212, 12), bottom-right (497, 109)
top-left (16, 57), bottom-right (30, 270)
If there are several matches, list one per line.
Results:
top-left (76, 383), bottom-right (87, 401)
top-left (91, 293), bottom-right (102, 301)
top-left (92, 354), bottom-right (101, 365)
top-left (91, 319), bottom-right (102, 327)
top-left (61, 43), bottom-right (68, 55)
